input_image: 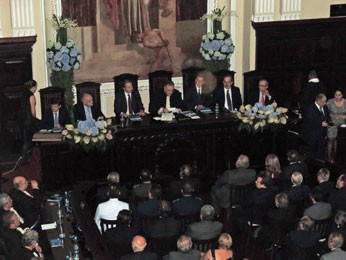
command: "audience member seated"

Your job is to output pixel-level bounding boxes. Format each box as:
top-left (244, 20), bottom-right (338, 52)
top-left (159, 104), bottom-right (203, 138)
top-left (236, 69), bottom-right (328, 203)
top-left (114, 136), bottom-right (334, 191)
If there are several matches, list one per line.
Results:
top-left (167, 164), bottom-right (201, 202)
top-left (163, 235), bottom-right (201, 260)
top-left (172, 182), bottom-right (203, 217)
top-left (187, 205), bottom-right (223, 240)
top-left (146, 200), bottom-right (180, 238)
top-left (74, 92), bottom-right (105, 121)
top-left (0, 193), bottom-right (23, 226)
top-left (320, 233), bottom-right (346, 260)
top-left (10, 229), bottom-right (43, 260)
top-left (211, 155), bottom-right (256, 211)
top-left (135, 184), bottom-right (162, 229)
top-left (258, 193), bottom-right (297, 247)
top-left (328, 210), bottom-right (346, 240)
top-left (102, 210), bottom-right (138, 260)
top-left (280, 150), bottom-right (310, 188)
top-left (120, 235), bottom-right (157, 260)
top-left (96, 171), bottom-right (128, 203)
top-left (328, 174), bottom-right (346, 212)
top-left (303, 189), bottom-right (332, 220)
top-left (132, 169), bottom-right (153, 201)
top-left (265, 154), bottom-right (282, 185)
top-left (284, 172), bottom-right (310, 201)
top-left (0, 211), bottom-right (24, 254)
top-left (313, 168), bottom-right (335, 201)
top-left (288, 216), bottom-right (320, 249)
top-left (9, 176), bottom-right (41, 228)
top-left (202, 233), bottom-right (233, 260)
top-left (94, 185), bottom-right (129, 232)
top-left (40, 98), bottom-right (71, 129)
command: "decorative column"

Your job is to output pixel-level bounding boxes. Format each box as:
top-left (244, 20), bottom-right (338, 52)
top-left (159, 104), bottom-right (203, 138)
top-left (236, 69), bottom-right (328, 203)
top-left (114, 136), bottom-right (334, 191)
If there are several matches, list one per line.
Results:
top-left (252, 0), bottom-right (275, 22)
top-left (10, 0), bottom-right (35, 36)
top-left (280, 0), bottom-right (301, 20)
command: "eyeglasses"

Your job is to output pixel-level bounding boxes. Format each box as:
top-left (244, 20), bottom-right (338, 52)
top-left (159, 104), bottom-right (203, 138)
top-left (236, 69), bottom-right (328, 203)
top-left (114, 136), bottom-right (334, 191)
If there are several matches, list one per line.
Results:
top-left (258, 85), bottom-right (266, 87)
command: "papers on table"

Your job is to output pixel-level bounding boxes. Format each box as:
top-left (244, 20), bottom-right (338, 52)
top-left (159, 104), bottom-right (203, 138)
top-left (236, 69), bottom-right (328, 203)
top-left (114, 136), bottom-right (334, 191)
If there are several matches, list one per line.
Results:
top-left (50, 238), bottom-right (63, 247)
top-left (129, 115), bottom-right (142, 121)
top-left (161, 113), bottom-right (174, 121)
top-left (181, 111), bottom-right (200, 120)
top-left (39, 129), bottom-right (53, 134)
top-left (198, 108), bottom-right (213, 114)
top-left (42, 222), bottom-right (57, 230)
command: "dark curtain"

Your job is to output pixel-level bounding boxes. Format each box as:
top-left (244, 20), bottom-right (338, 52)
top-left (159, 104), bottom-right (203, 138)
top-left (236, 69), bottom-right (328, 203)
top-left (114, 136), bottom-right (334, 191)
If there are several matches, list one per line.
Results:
top-left (176, 0), bottom-right (207, 21)
top-left (62, 0), bottom-right (97, 27)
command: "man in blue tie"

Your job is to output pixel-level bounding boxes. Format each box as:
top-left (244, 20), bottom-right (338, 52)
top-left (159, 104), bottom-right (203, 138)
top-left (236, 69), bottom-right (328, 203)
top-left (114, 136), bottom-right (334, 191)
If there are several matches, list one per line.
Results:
top-left (74, 92), bottom-right (105, 121)
top-left (41, 99), bottom-right (71, 129)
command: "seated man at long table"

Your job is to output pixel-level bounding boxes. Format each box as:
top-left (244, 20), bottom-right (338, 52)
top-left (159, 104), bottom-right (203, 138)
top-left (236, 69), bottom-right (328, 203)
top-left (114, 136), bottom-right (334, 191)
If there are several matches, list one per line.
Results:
top-left (41, 98), bottom-right (71, 129)
top-left (74, 92), bottom-right (105, 121)
top-left (149, 81), bottom-right (186, 116)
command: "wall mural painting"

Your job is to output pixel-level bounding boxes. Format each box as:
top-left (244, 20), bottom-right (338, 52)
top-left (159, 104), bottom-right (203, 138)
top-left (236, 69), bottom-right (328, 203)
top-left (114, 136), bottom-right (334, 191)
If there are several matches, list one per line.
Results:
top-left (62, 0), bottom-right (207, 83)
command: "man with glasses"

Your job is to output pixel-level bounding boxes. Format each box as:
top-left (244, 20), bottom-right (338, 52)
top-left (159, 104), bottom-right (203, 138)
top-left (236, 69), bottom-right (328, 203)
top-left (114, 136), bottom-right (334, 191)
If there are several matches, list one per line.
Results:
top-left (249, 79), bottom-right (274, 106)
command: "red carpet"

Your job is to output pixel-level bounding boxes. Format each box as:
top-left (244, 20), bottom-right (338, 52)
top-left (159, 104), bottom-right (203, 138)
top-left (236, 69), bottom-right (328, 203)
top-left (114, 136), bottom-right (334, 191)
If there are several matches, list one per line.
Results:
top-left (1, 147), bottom-right (41, 192)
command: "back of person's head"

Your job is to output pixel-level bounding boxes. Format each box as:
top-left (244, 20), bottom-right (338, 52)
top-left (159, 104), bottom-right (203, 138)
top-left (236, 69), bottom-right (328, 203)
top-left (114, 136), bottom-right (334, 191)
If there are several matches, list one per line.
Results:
top-left (218, 233), bottom-right (233, 250)
top-left (107, 171), bottom-right (120, 184)
top-left (149, 184), bottom-right (162, 199)
top-left (315, 93), bottom-right (326, 102)
top-left (2, 211), bottom-right (15, 228)
top-left (310, 189), bottom-right (324, 203)
top-left (117, 209), bottom-right (132, 226)
top-left (177, 235), bottom-right (193, 253)
top-left (25, 80), bottom-right (37, 89)
top-left (308, 70), bottom-right (318, 79)
top-left (0, 193), bottom-right (9, 208)
top-left (181, 181), bottom-right (194, 196)
top-left (317, 168), bottom-right (330, 182)
top-left (328, 232), bottom-right (344, 250)
top-left (200, 205), bottom-right (215, 221)
top-left (287, 150), bottom-right (300, 163)
top-left (22, 229), bottom-right (39, 247)
top-left (275, 193), bottom-right (289, 209)
top-left (180, 164), bottom-right (193, 177)
top-left (132, 235), bottom-right (147, 252)
top-left (291, 172), bottom-right (303, 185)
top-left (335, 210), bottom-right (346, 227)
top-left (298, 216), bottom-right (314, 231)
top-left (140, 169), bottom-right (152, 182)
top-left (236, 155), bottom-right (250, 169)
top-left (265, 154), bottom-right (281, 178)
top-left (107, 185), bottom-right (120, 199)
top-left (159, 200), bottom-right (171, 218)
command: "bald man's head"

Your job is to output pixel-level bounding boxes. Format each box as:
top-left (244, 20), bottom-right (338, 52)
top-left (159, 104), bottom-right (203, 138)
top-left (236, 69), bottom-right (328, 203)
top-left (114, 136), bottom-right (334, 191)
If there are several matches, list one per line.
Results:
top-left (13, 176), bottom-right (28, 191)
top-left (132, 235), bottom-right (147, 252)
top-left (82, 93), bottom-right (94, 107)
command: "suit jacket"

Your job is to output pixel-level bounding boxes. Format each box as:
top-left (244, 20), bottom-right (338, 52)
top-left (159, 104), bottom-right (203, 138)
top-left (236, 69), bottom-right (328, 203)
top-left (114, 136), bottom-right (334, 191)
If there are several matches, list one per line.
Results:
top-left (10, 246), bottom-right (37, 260)
top-left (146, 217), bottom-right (181, 238)
top-left (300, 103), bottom-right (330, 143)
top-left (102, 224), bottom-right (138, 260)
top-left (248, 91), bottom-right (274, 106)
top-left (284, 185), bottom-right (310, 201)
top-left (96, 183), bottom-right (128, 204)
top-left (328, 187), bottom-right (346, 212)
top-left (9, 188), bottom-right (40, 228)
top-left (167, 177), bottom-right (201, 202)
top-left (288, 230), bottom-right (320, 248)
top-left (187, 220), bottom-right (223, 240)
top-left (132, 183), bottom-right (152, 200)
top-left (314, 181), bottom-right (335, 200)
top-left (184, 86), bottom-right (212, 110)
top-left (172, 196), bottom-right (203, 216)
top-left (321, 248), bottom-right (346, 260)
top-left (300, 81), bottom-right (327, 111)
top-left (266, 206), bottom-right (297, 230)
top-left (280, 162), bottom-right (310, 187)
top-left (120, 250), bottom-right (158, 260)
top-left (114, 91), bottom-right (144, 116)
top-left (303, 202), bottom-right (332, 220)
top-left (214, 168), bottom-right (256, 188)
top-left (40, 108), bottom-right (71, 129)
top-left (0, 227), bottom-right (22, 253)
top-left (73, 102), bottom-right (105, 121)
top-left (213, 86), bottom-right (242, 110)
top-left (163, 249), bottom-right (201, 260)
top-left (149, 90), bottom-right (186, 115)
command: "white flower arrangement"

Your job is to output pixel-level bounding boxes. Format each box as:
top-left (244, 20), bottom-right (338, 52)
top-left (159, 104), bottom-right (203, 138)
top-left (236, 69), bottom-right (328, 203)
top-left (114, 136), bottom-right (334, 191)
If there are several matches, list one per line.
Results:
top-left (47, 38), bottom-right (81, 72)
top-left (237, 102), bottom-right (288, 133)
top-left (201, 7), bottom-right (227, 21)
top-left (200, 31), bottom-right (235, 61)
top-left (49, 14), bottom-right (78, 30)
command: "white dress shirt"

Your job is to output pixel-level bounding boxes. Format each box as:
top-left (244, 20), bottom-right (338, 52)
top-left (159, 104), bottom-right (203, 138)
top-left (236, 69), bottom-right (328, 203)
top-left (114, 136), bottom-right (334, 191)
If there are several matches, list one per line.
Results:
top-left (223, 87), bottom-right (233, 110)
top-left (125, 91), bottom-right (132, 114)
top-left (94, 198), bottom-right (129, 232)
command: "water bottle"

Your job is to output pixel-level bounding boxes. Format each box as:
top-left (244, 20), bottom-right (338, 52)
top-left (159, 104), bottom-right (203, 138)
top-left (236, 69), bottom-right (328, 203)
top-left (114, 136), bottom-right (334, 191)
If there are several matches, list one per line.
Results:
top-left (71, 235), bottom-right (80, 260)
top-left (215, 103), bottom-right (220, 119)
top-left (120, 112), bottom-right (125, 127)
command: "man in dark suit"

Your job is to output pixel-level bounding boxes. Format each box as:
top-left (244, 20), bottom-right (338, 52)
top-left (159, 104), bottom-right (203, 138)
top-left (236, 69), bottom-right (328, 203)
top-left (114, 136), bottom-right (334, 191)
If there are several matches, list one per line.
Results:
top-left (10, 229), bottom-right (43, 260)
top-left (41, 99), bottom-right (71, 129)
top-left (172, 182), bottom-right (203, 217)
top-left (211, 154), bottom-right (256, 210)
top-left (187, 205), bottom-right (223, 240)
top-left (9, 176), bottom-right (40, 228)
top-left (149, 81), bottom-right (186, 115)
top-left (248, 79), bottom-right (274, 106)
top-left (184, 73), bottom-right (212, 110)
top-left (102, 210), bottom-right (138, 260)
top-left (284, 172), bottom-right (310, 201)
top-left (0, 211), bottom-right (23, 254)
top-left (213, 74), bottom-right (242, 111)
top-left (288, 216), bottom-right (320, 250)
top-left (74, 92), bottom-right (105, 121)
top-left (120, 235), bottom-right (157, 260)
top-left (329, 174), bottom-right (346, 212)
top-left (300, 93), bottom-right (330, 160)
top-left (132, 169), bottom-right (153, 201)
top-left (280, 150), bottom-right (310, 188)
top-left (96, 171), bottom-right (128, 204)
top-left (321, 233), bottom-right (346, 260)
top-left (114, 80), bottom-right (145, 117)
top-left (304, 189), bottom-right (332, 220)
top-left (163, 235), bottom-right (201, 260)
top-left (300, 70), bottom-right (327, 114)
top-left (0, 193), bottom-right (24, 227)
top-left (314, 168), bottom-right (334, 201)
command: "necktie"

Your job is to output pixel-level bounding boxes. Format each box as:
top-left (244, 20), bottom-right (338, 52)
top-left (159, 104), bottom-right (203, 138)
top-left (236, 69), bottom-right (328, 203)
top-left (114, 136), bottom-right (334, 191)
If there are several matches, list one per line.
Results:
top-left (320, 106), bottom-right (324, 116)
top-left (53, 112), bottom-right (58, 126)
top-left (166, 96), bottom-right (171, 110)
top-left (261, 93), bottom-right (265, 106)
top-left (197, 88), bottom-right (202, 104)
top-left (226, 90), bottom-right (233, 111)
top-left (127, 94), bottom-right (133, 115)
